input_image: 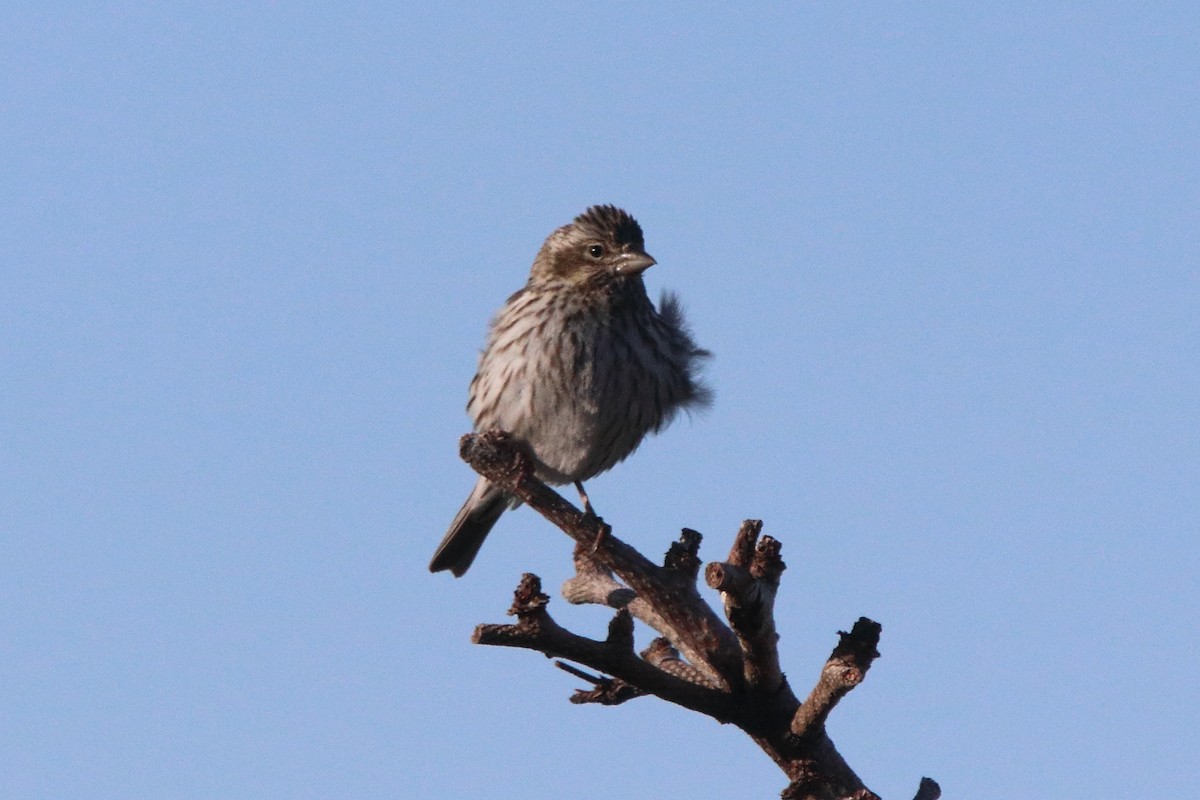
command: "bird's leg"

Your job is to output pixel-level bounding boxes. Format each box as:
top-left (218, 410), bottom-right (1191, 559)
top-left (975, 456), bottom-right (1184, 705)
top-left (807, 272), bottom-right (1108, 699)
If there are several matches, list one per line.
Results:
top-left (575, 481), bottom-right (610, 553)
top-left (574, 481), bottom-right (596, 517)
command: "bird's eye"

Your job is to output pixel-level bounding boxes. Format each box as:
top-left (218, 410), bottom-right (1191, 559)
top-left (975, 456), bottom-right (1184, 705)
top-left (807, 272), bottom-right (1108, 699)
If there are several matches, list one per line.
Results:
top-left (587, 244), bottom-right (605, 259)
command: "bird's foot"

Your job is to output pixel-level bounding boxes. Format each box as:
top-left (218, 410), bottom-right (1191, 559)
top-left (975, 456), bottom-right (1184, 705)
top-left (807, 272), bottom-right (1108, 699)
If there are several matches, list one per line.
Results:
top-left (574, 480), bottom-right (597, 517)
top-left (573, 481), bottom-right (610, 552)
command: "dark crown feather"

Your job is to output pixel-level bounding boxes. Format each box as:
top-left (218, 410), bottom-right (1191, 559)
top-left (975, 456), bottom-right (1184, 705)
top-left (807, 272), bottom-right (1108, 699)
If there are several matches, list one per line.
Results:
top-left (573, 205), bottom-right (645, 249)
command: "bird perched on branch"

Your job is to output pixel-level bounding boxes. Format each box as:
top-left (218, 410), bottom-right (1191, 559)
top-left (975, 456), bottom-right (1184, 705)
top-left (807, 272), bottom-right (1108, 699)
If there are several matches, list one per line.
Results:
top-left (430, 205), bottom-right (712, 576)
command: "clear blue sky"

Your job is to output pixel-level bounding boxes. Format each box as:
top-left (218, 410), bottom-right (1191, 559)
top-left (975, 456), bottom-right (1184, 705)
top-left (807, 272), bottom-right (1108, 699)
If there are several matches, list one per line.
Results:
top-left (4, 4), bottom-right (1197, 798)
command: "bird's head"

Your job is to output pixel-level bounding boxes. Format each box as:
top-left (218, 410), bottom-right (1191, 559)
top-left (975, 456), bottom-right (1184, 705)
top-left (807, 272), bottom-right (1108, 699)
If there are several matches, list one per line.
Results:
top-left (529, 205), bottom-right (656, 288)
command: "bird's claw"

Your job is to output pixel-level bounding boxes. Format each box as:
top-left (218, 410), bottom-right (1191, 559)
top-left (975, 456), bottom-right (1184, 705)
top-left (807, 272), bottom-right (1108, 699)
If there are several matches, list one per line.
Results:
top-left (589, 519), bottom-right (611, 554)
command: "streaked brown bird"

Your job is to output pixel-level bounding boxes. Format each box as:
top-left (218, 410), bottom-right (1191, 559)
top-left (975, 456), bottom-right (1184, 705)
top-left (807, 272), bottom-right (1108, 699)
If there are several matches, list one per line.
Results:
top-left (430, 205), bottom-right (711, 576)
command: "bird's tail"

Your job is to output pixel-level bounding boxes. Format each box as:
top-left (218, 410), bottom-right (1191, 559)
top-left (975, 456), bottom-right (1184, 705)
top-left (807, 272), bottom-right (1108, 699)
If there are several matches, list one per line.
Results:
top-left (429, 477), bottom-right (509, 577)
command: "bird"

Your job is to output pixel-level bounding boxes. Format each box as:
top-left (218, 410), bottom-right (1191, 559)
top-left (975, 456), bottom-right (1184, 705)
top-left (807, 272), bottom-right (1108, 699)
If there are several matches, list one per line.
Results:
top-left (429, 204), bottom-right (711, 577)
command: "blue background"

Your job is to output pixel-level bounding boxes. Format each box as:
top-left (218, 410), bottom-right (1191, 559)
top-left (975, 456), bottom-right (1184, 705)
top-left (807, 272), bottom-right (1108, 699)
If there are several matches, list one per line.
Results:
top-left (4, 4), bottom-right (1197, 798)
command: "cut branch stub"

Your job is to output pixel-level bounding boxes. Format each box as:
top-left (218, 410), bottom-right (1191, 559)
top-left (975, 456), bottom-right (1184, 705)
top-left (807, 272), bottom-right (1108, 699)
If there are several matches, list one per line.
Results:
top-left (564, 544), bottom-right (637, 608)
top-left (606, 607), bottom-right (635, 653)
top-left (507, 572), bottom-right (549, 618)
top-left (751, 534), bottom-right (786, 583)
top-left (663, 527), bottom-right (704, 578)
top-left (728, 518), bottom-right (763, 568)
top-left (705, 560), bottom-right (752, 595)
top-left (790, 618), bottom-right (883, 741)
top-left (705, 522), bottom-right (789, 695)
top-left (912, 777), bottom-right (942, 800)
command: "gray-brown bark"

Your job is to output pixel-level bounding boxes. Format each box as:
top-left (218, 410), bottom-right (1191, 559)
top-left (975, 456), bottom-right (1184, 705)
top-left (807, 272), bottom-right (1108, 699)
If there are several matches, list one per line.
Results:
top-left (460, 430), bottom-right (938, 800)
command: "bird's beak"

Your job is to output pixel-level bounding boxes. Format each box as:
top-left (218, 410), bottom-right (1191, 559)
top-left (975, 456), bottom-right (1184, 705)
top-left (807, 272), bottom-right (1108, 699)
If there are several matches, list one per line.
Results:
top-left (617, 251), bottom-right (656, 276)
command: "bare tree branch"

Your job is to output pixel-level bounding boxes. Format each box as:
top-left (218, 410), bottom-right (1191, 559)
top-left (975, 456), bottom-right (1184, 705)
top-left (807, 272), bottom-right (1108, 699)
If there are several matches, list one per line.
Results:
top-left (790, 618), bottom-right (881, 740)
top-left (472, 573), bottom-right (738, 720)
top-left (462, 430), bottom-right (741, 688)
top-left (458, 430), bottom-right (933, 800)
top-left (707, 520), bottom-right (790, 694)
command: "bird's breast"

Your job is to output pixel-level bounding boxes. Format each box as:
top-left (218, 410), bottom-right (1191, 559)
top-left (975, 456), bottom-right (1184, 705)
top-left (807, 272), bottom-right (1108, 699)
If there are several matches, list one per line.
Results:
top-left (469, 292), bottom-right (678, 484)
